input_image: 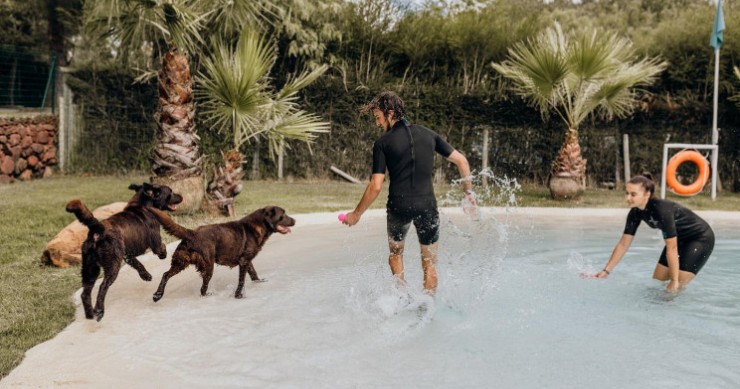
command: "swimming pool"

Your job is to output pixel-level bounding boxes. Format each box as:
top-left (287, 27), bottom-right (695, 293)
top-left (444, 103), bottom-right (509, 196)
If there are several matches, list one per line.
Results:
top-left (3, 208), bottom-right (738, 388)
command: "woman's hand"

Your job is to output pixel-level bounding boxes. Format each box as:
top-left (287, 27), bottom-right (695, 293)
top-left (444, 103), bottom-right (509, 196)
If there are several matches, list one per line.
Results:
top-left (594, 270), bottom-right (609, 279)
top-left (666, 279), bottom-right (681, 293)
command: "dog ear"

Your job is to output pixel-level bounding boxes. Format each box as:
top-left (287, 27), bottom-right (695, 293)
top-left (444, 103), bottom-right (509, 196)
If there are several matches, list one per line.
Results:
top-left (140, 182), bottom-right (157, 198)
top-left (262, 207), bottom-right (278, 228)
top-left (129, 184), bottom-right (142, 192)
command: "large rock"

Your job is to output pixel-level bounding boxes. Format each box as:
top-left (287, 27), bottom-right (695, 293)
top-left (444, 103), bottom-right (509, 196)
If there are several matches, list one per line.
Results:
top-left (42, 202), bottom-right (128, 267)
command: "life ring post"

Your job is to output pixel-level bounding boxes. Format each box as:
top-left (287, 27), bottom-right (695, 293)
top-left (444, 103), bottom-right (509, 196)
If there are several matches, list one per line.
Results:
top-left (665, 150), bottom-right (710, 196)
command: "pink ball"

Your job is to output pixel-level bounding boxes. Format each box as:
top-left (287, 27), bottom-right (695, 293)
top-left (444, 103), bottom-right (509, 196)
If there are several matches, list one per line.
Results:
top-left (338, 213), bottom-right (346, 222)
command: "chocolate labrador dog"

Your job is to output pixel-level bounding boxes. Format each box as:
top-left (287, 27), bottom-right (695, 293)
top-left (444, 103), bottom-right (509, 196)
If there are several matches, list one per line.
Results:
top-left (66, 183), bottom-right (183, 321)
top-left (147, 206), bottom-right (295, 301)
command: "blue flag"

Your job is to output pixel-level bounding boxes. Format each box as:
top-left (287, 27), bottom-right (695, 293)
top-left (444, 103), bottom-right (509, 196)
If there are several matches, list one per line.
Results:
top-left (711, 0), bottom-right (725, 50)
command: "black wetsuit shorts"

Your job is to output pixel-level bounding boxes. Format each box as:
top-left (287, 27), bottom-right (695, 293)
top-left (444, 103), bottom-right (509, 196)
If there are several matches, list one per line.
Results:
top-left (386, 197), bottom-right (440, 245)
top-left (658, 230), bottom-right (715, 274)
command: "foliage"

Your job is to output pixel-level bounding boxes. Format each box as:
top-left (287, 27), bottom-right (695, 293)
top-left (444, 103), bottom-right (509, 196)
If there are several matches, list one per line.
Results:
top-left (5, 0), bottom-right (736, 190)
top-left (196, 29), bottom-right (329, 159)
top-left (492, 22), bottom-right (667, 131)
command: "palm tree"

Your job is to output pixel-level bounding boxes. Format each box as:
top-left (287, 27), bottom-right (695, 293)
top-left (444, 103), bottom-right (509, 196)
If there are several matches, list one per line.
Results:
top-left (82, 0), bottom-right (268, 212)
top-left (492, 23), bottom-right (666, 199)
top-left (197, 29), bottom-right (329, 216)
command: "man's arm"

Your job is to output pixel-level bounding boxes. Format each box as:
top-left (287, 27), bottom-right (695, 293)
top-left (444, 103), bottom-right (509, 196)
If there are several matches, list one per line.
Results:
top-left (447, 151), bottom-right (472, 192)
top-left (446, 150), bottom-right (477, 212)
top-left (343, 173), bottom-right (385, 226)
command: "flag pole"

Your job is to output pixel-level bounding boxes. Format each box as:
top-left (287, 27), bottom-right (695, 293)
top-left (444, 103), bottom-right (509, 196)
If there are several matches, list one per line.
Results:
top-left (709, 0), bottom-right (724, 201)
top-left (711, 47), bottom-right (719, 200)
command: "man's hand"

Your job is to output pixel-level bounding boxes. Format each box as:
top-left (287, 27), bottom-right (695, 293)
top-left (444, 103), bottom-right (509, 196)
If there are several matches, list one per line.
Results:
top-left (463, 193), bottom-right (478, 217)
top-left (343, 211), bottom-right (360, 226)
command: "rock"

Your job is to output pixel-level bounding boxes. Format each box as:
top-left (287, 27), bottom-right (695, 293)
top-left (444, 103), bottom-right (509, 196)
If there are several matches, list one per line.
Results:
top-left (42, 202), bottom-right (127, 267)
top-left (19, 169), bottom-right (33, 181)
top-left (0, 156), bottom-right (14, 175)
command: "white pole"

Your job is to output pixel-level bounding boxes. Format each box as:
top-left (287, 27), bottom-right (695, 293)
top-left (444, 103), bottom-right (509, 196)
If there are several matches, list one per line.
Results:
top-left (277, 138), bottom-right (284, 180)
top-left (661, 144), bottom-right (668, 199)
top-left (622, 133), bottom-right (631, 182)
top-left (482, 127), bottom-right (489, 186)
top-left (711, 48), bottom-right (720, 200)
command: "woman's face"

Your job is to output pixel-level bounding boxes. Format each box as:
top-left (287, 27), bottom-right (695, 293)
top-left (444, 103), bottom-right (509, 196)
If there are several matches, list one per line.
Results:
top-left (625, 183), bottom-right (651, 209)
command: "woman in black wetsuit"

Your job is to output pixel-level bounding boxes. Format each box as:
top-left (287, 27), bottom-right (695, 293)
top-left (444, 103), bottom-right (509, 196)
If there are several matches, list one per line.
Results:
top-left (595, 174), bottom-right (715, 292)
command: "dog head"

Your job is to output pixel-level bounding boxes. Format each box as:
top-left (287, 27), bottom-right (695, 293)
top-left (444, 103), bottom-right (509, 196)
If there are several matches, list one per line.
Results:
top-left (261, 206), bottom-right (296, 234)
top-left (128, 182), bottom-right (183, 211)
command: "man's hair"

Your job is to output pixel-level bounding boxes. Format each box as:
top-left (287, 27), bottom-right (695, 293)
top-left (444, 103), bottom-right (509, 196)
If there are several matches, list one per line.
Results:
top-left (361, 91), bottom-right (406, 120)
top-left (629, 172), bottom-right (656, 198)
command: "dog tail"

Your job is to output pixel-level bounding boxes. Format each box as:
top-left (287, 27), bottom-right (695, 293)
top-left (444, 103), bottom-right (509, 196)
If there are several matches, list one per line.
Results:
top-left (66, 199), bottom-right (105, 233)
top-left (146, 207), bottom-right (195, 240)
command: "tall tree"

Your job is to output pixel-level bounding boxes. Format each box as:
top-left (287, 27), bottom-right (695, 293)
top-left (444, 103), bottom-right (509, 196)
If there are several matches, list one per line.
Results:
top-left (82, 0), bottom-right (269, 212)
top-left (492, 23), bottom-right (666, 199)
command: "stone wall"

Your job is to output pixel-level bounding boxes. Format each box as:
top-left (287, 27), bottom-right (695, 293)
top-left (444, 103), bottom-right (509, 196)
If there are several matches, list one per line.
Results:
top-left (0, 115), bottom-right (58, 184)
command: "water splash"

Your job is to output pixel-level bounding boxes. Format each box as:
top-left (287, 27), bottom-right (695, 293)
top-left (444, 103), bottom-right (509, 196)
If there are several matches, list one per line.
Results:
top-left (439, 167), bottom-right (521, 210)
top-left (436, 168), bottom-right (523, 314)
top-left (566, 251), bottom-right (597, 277)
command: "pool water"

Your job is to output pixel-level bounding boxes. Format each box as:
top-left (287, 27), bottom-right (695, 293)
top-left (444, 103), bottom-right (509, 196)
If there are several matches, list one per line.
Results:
top-left (2, 208), bottom-right (738, 388)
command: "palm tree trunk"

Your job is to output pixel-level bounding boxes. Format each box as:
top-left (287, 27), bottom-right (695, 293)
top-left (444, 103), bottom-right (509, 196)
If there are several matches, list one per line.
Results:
top-left (549, 128), bottom-right (587, 200)
top-left (151, 50), bottom-right (204, 212)
top-left (205, 149), bottom-right (244, 217)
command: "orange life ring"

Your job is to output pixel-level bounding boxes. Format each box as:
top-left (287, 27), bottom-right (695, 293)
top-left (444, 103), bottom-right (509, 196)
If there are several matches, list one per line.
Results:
top-left (666, 150), bottom-right (709, 196)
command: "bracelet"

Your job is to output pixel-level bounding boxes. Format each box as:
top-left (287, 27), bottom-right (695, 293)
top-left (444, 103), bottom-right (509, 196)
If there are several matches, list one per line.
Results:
top-left (603, 269), bottom-right (610, 275)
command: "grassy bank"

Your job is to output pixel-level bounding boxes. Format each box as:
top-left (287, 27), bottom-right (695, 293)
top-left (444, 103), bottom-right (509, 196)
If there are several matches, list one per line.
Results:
top-left (1, 174), bottom-right (738, 378)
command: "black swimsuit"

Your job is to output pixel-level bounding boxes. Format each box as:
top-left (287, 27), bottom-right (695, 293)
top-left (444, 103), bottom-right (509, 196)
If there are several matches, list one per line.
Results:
top-left (372, 120), bottom-right (454, 245)
top-left (623, 198), bottom-right (714, 274)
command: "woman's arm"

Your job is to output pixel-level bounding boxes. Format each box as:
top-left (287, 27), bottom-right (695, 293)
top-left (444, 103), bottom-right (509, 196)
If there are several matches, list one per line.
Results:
top-left (595, 234), bottom-right (635, 278)
top-left (664, 237), bottom-right (680, 292)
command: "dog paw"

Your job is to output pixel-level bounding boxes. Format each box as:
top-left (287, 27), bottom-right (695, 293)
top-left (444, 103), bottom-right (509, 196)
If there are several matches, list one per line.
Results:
top-left (94, 310), bottom-right (104, 322)
top-left (153, 292), bottom-right (163, 302)
top-left (253, 278), bottom-right (268, 283)
top-left (140, 273), bottom-right (152, 281)
top-left (235, 293), bottom-right (245, 299)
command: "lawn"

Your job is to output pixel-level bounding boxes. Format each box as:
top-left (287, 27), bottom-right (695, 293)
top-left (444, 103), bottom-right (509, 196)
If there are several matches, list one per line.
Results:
top-left (0, 174), bottom-right (738, 378)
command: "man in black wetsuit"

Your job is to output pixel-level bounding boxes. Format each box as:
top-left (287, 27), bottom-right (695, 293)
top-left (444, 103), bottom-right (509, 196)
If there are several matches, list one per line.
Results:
top-left (594, 174), bottom-right (715, 292)
top-left (342, 91), bottom-right (476, 295)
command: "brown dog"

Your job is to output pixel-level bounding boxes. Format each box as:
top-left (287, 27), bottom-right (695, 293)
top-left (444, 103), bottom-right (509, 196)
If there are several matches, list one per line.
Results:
top-left (66, 183), bottom-right (183, 321)
top-left (147, 206), bottom-right (295, 301)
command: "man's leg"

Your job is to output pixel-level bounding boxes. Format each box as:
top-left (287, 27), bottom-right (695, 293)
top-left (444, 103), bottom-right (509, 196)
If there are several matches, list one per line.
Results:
top-left (420, 242), bottom-right (439, 295)
top-left (388, 238), bottom-right (406, 284)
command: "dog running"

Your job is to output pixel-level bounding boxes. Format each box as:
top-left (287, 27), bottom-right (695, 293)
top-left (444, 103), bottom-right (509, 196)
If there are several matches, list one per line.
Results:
top-left (146, 206), bottom-right (295, 301)
top-left (66, 183), bottom-right (183, 321)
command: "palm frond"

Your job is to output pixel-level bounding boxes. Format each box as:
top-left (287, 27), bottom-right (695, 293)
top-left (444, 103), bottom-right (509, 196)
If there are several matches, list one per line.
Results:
top-left (86, 0), bottom-right (206, 61)
top-left (492, 24), bottom-right (569, 116)
top-left (278, 65), bottom-right (329, 101)
top-left (492, 22), bottom-right (666, 130)
top-left (206, 0), bottom-right (273, 38)
top-left (197, 28), bottom-right (328, 154)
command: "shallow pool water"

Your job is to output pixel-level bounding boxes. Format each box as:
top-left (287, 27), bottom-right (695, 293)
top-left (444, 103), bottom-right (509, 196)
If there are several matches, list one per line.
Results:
top-left (2, 208), bottom-right (738, 388)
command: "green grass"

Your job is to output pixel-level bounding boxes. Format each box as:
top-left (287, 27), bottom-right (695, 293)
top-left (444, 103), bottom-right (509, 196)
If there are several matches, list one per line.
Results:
top-left (0, 174), bottom-right (738, 378)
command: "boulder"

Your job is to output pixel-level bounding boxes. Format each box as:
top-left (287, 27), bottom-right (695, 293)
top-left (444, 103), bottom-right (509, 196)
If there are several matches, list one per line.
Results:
top-left (42, 202), bottom-right (128, 267)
